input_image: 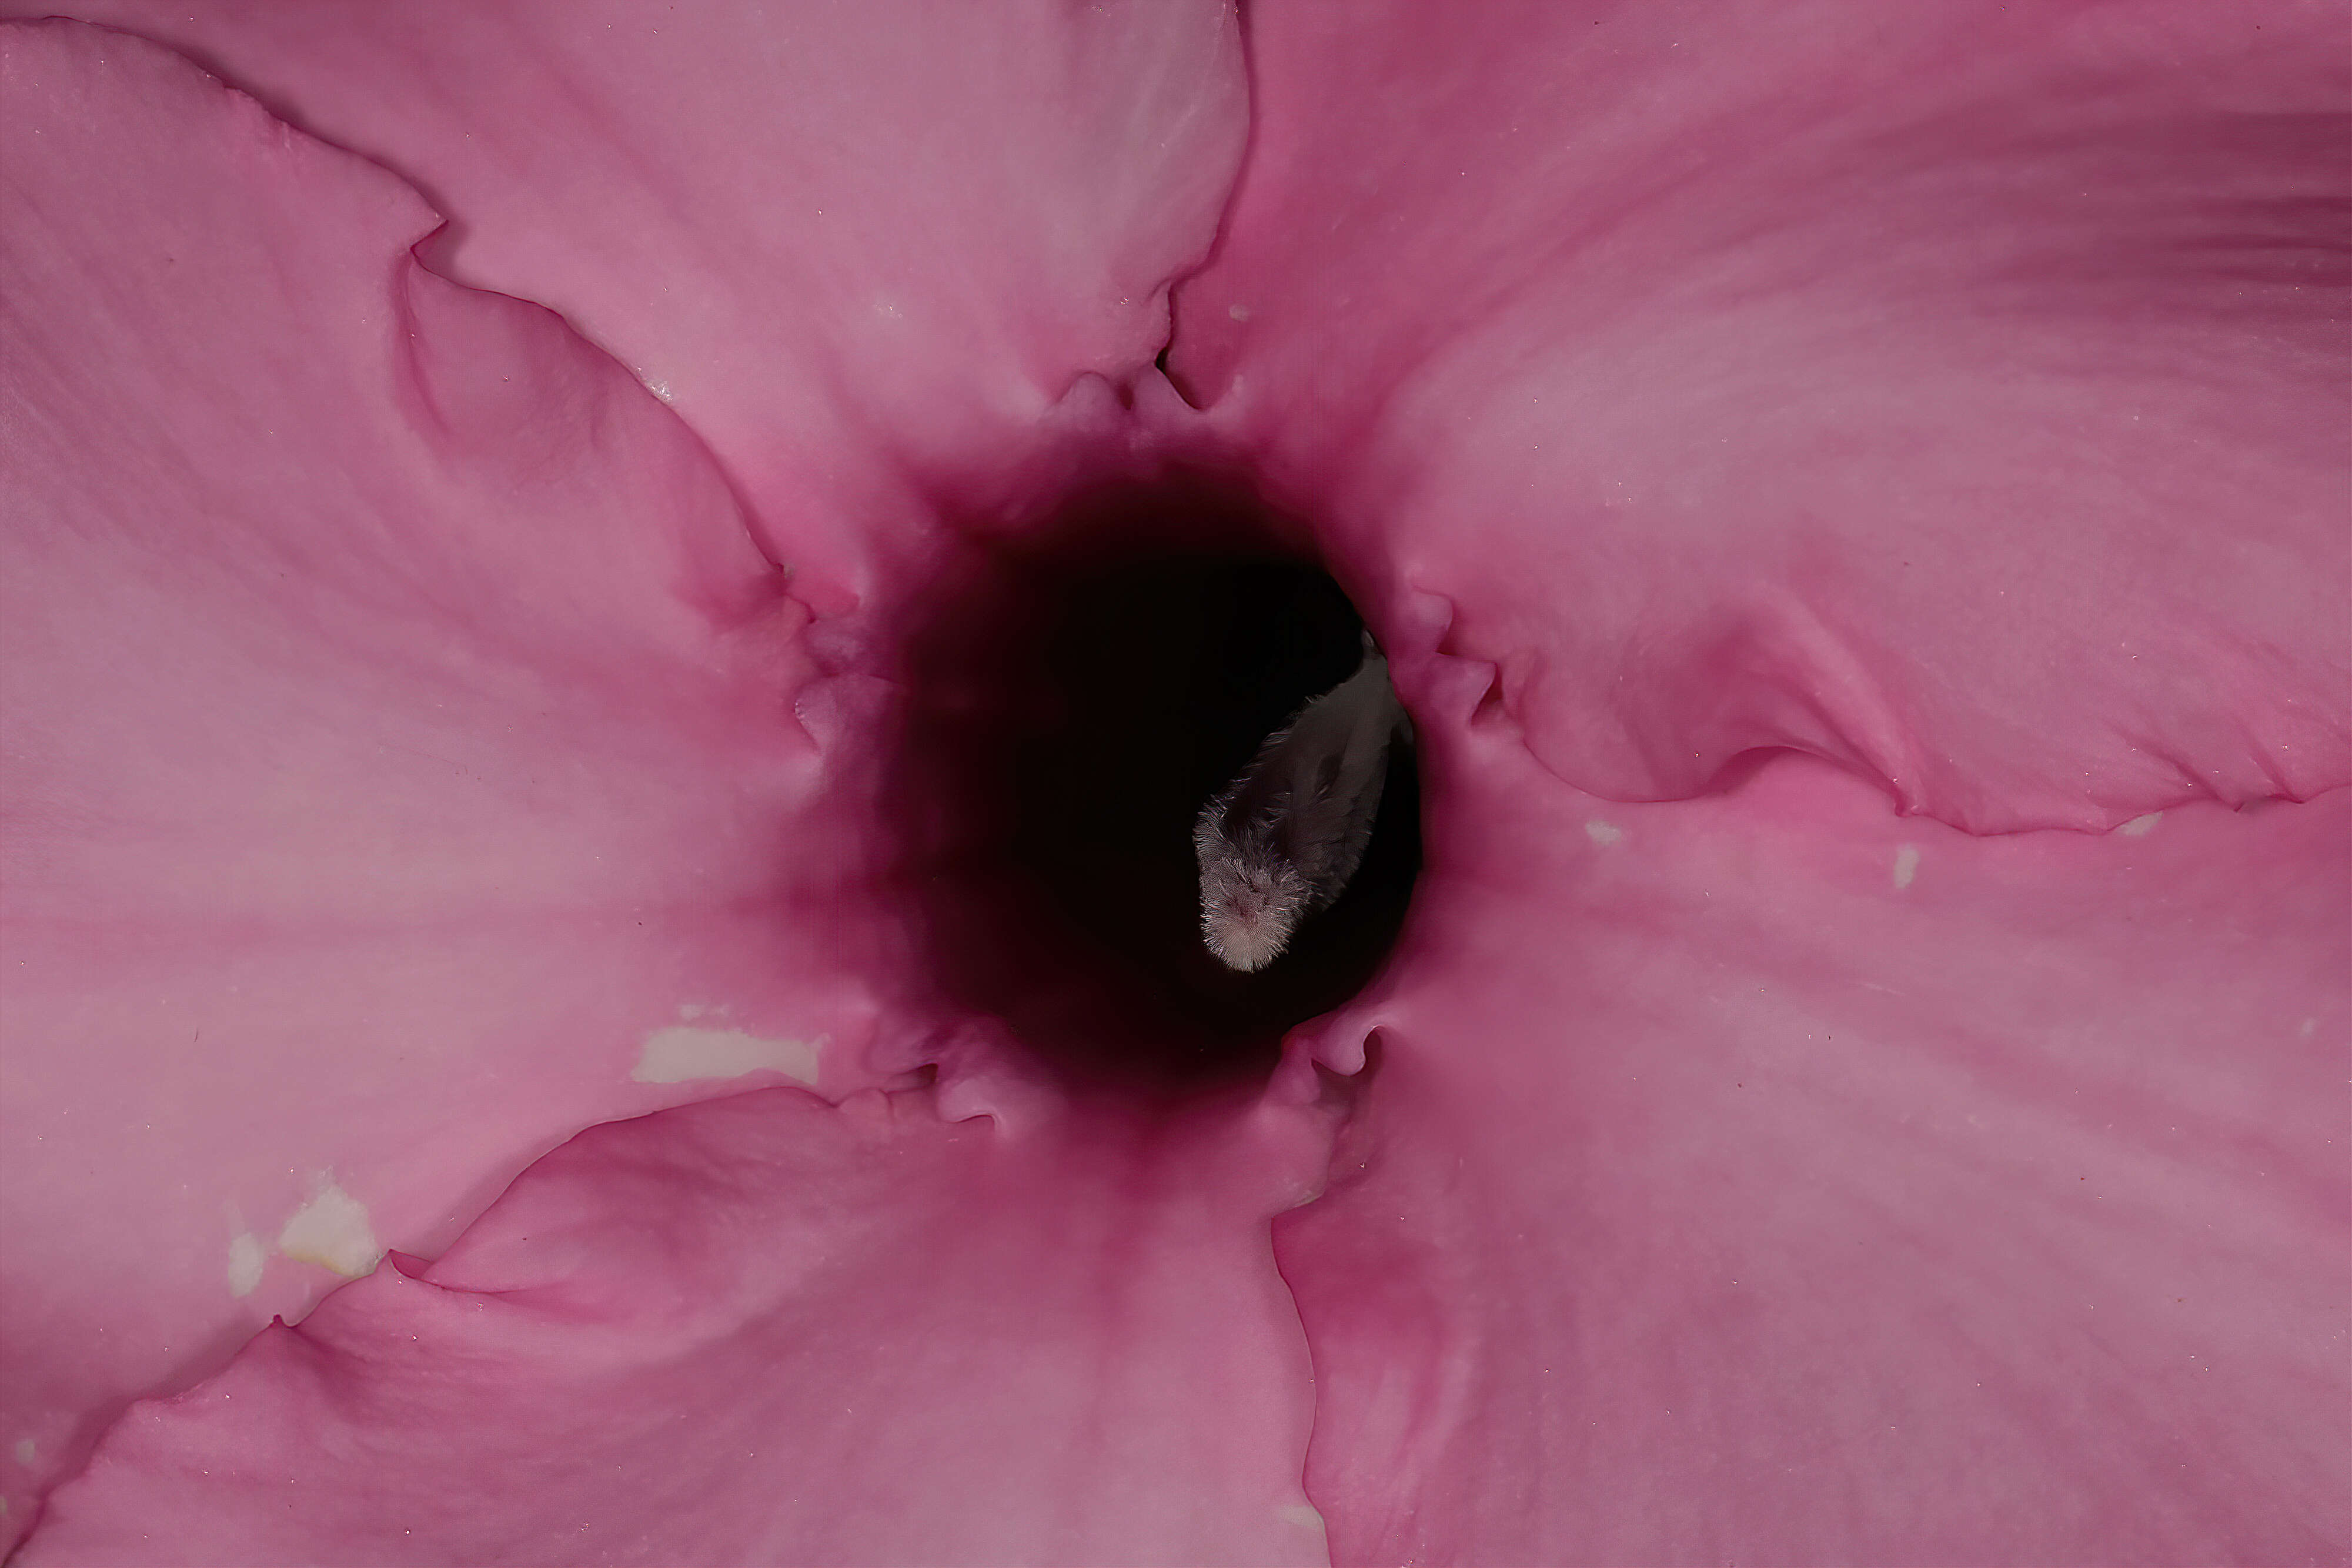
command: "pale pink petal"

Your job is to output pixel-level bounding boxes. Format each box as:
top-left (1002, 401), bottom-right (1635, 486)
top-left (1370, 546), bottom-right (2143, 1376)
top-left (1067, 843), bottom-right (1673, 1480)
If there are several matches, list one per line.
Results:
top-left (24, 1088), bottom-right (1334, 1567)
top-left (1277, 710), bottom-right (2348, 1563)
top-left (1172, 0), bottom-right (2350, 833)
top-left (1178, 6), bottom-right (2350, 1554)
top-left (0, 20), bottom-right (865, 1530)
top-left (2, 11), bottom-right (1282, 1554)
top-left (25, 0), bottom-right (1251, 581)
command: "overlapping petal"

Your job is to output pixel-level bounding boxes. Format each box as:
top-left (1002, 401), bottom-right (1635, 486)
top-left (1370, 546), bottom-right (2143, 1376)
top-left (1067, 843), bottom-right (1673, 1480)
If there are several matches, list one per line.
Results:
top-left (1174, 0), bottom-right (2351, 833)
top-left (0, 18), bottom-right (832, 1529)
top-left (1163, 1), bottom-right (2350, 1558)
top-left (0, 14), bottom-right (1259, 1550)
top-left (23, 1088), bottom-right (1334, 1567)
top-left (1281, 690), bottom-right (2348, 1562)
top-left (19, 0), bottom-right (1250, 583)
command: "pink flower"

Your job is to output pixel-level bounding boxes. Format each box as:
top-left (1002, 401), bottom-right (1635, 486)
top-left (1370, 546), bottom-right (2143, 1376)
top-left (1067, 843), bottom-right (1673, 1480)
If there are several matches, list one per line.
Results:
top-left (2, 4), bottom-right (2343, 1563)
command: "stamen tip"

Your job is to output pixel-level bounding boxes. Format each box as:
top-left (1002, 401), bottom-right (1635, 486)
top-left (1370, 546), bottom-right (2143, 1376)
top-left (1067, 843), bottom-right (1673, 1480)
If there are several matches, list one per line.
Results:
top-left (1204, 905), bottom-right (1290, 972)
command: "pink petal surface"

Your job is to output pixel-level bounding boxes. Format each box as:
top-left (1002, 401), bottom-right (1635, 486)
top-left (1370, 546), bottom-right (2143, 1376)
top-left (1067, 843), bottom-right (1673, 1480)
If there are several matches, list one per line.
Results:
top-left (22, 0), bottom-right (1250, 585)
top-left (1277, 680), bottom-right (2349, 1563)
top-left (23, 1088), bottom-right (1335, 1567)
top-left (0, 6), bottom-right (1258, 1551)
top-left (1172, 0), bottom-right (2351, 833)
top-left (1164, 3), bottom-right (2350, 1555)
top-left (0, 19), bottom-right (863, 1530)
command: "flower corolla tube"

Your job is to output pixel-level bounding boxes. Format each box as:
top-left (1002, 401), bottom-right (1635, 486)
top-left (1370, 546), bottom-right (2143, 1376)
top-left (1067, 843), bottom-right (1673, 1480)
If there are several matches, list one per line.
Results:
top-left (0, 3), bottom-right (2346, 1564)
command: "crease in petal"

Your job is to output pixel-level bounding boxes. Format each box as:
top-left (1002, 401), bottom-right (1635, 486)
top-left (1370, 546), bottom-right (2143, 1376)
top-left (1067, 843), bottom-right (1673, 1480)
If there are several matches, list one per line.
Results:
top-left (0, 20), bottom-right (892, 1534)
top-left (1173, 0), bottom-right (2351, 833)
top-left (21, 0), bottom-right (1253, 596)
top-left (1270, 644), bottom-right (2351, 1562)
top-left (22, 1087), bottom-right (1338, 1568)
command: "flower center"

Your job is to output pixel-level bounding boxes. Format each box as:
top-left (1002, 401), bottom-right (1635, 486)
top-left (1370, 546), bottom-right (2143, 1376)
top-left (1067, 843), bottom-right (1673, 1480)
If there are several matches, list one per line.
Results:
top-left (886, 473), bottom-right (1419, 1094)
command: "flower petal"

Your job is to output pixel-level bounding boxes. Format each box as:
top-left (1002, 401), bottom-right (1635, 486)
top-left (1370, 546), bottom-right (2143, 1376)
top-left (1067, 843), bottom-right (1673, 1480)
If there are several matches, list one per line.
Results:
top-left (1275, 691), bottom-right (2350, 1561)
top-left (22, 1089), bottom-right (1335, 1567)
top-left (0, 20), bottom-right (874, 1528)
top-left (1173, 0), bottom-right (2350, 831)
top-left (28, 0), bottom-right (1250, 578)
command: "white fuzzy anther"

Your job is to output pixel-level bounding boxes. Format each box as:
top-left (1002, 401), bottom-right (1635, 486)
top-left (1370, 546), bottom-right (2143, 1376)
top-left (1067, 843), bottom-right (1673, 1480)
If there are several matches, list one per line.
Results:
top-left (1195, 637), bottom-right (1408, 971)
